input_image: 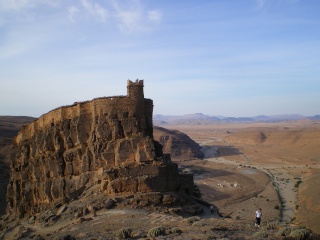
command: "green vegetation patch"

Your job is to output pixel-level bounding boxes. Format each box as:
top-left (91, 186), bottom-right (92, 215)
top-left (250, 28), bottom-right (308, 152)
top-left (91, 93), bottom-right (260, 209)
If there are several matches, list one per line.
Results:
top-left (186, 216), bottom-right (201, 224)
top-left (265, 221), bottom-right (279, 230)
top-left (252, 230), bottom-right (268, 238)
top-left (276, 227), bottom-right (292, 237)
top-left (289, 228), bottom-right (310, 240)
top-left (147, 226), bottom-right (166, 238)
top-left (115, 227), bottom-right (132, 240)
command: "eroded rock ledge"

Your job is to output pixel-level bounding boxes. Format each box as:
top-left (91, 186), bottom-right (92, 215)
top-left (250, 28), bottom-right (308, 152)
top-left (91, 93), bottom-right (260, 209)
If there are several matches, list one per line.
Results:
top-left (6, 80), bottom-right (194, 218)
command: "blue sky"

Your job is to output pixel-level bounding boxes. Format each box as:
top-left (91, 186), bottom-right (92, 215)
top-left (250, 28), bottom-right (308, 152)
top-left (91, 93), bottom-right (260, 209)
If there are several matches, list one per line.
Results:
top-left (0, 0), bottom-right (319, 117)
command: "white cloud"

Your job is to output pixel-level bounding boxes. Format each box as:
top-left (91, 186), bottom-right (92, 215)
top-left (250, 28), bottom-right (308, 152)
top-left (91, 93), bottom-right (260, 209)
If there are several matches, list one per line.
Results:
top-left (67, 5), bottom-right (79, 22)
top-left (117, 9), bottom-right (143, 33)
top-left (111, 0), bottom-right (143, 33)
top-left (0, 0), bottom-right (57, 12)
top-left (148, 10), bottom-right (162, 23)
top-left (111, 0), bottom-right (162, 34)
top-left (0, 0), bottom-right (162, 34)
top-left (80, 0), bottom-right (108, 22)
top-left (0, 0), bottom-right (34, 11)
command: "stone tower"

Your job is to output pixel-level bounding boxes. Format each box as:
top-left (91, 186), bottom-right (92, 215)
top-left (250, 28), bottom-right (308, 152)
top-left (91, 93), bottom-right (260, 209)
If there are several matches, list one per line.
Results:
top-left (127, 79), bottom-right (153, 137)
top-left (127, 79), bottom-right (144, 100)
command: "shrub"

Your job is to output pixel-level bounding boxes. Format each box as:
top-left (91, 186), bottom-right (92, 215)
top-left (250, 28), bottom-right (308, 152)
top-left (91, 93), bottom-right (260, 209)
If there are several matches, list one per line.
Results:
top-left (170, 227), bottom-right (182, 234)
top-left (115, 227), bottom-right (132, 240)
top-left (252, 231), bottom-right (268, 238)
top-left (276, 227), bottom-right (292, 237)
top-left (289, 228), bottom-right (310, 240)
top-left (192, 220), bottom-right (206, 227)
top-left (295, 180), bottom-right (303, 188)
top-left (187, 216), bottom-right (201, 224)
top-left (265, 221), bottom-right (278, 230)
top-left (147, 226), bottom-right (166, 238)
top-left (308, 233), bottom-right (320, 240)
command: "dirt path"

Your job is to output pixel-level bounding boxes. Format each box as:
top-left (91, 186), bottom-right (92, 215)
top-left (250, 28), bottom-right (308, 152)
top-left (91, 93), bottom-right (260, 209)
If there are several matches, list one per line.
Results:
top-left (266, 169), bottom-right (296, 224)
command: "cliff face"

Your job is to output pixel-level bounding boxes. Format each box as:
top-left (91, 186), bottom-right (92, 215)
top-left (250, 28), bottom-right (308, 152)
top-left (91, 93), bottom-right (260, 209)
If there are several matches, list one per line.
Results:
top-left (0, 116), bottom-right (36, 215)
top-left (153, 126), bottom-right (204, 160)
top-left (7, 80), bottom-right (190, 218)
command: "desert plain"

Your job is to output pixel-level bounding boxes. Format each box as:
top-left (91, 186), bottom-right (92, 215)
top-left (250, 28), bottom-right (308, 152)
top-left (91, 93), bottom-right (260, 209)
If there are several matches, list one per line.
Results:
top-left (164, 119), bottom-right (320, 234)
top-left (1, 117), bottom-right (320, 239)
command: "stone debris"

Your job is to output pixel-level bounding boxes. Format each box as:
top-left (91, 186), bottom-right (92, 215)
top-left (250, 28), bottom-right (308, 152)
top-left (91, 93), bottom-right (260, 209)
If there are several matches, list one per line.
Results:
top-left (104, 199), bottom-right (116, 209)
top-left (217, 181), bottom-right (240, 188)
top-left (56, 205), bottom-right (67, 216)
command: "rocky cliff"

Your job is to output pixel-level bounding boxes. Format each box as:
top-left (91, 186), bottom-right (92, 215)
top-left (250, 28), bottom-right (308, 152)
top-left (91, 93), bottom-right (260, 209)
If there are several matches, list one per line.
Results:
top-left (6, 80), bottom-right (194, 218)
top-left (0, 116), bottom-right (36, 214)
top-left (153, 126), bottom-right (204, 160)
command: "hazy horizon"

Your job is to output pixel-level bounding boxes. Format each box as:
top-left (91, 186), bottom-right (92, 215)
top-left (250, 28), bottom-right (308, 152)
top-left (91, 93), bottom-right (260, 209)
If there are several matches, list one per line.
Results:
top-left (1, 0), bottom-right (319, 117)
top-left (1, 112), bottom-right (319, 120)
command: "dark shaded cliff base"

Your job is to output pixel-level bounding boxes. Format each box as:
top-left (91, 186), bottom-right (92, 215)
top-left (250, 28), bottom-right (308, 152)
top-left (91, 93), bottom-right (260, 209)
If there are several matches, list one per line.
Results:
top-left (153, 126), bottom-right (204, 160)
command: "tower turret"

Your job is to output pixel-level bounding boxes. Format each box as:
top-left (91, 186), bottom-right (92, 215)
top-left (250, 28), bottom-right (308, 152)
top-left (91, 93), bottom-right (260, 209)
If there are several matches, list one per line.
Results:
top-left (127, 79), bottom-right (144, 99)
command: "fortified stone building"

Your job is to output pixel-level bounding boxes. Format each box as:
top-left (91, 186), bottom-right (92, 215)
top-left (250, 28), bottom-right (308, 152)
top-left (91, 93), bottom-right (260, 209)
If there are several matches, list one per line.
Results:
top-left (7, 80), bottom-right (194, 218)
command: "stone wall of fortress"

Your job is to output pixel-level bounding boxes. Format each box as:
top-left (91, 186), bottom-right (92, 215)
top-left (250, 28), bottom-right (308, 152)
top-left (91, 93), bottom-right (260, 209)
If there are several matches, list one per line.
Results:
top-left (6, 80), bottom-right (192, 218)
top-left (14, 96), bottom-right (153, 145)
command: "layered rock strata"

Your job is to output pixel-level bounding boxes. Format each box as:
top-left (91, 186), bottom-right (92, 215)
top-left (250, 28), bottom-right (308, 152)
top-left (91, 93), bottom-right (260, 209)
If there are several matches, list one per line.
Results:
top-left (6, 80), bottom-right (194, 218)
top-left (153, 126), bottom-right (204, 160)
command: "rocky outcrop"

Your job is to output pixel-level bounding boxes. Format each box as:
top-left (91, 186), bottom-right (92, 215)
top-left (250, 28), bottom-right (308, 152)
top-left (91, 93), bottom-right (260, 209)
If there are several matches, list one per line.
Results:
top-left (0, 117), bottom-right (36, 215)
top-left (153, 126), bottom-right (204, 160)
top-left (6, 80), bottom-right (194, 218)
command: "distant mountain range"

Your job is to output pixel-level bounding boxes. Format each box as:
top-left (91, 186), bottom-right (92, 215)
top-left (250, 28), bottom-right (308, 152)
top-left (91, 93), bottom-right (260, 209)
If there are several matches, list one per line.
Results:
top-left (153, 113), bottom-right (320, 125)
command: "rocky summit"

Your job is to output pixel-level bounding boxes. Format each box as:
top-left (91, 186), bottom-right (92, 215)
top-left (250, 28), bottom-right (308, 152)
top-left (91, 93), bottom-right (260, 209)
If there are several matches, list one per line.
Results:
top-left (6, 80), bottom-right (195, 219)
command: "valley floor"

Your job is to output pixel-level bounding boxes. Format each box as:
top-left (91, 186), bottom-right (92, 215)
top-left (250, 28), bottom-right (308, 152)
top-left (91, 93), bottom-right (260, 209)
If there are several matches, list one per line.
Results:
top-left (167, 121), bottom-right (320, 234)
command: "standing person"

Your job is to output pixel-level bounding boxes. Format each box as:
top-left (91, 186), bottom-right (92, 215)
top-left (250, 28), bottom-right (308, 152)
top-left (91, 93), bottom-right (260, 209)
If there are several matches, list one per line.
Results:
top-left (255, 208), bottom-right (262, 227)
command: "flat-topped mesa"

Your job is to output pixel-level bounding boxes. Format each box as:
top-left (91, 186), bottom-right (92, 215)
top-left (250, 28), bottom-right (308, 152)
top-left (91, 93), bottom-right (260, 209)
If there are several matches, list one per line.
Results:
top-left (7, 80), bottom-right (194, 218)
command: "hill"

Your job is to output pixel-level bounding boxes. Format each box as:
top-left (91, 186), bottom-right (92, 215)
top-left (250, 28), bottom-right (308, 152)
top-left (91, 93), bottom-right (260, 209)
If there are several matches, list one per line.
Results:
top-left (0, 116), bottom-right (35, 215)
top-left (153, 126), bottom-right (204, 160)
top-left (0, 116), bottom-right (36, 145)
top-left (153, 113), bottom-right (319, 125)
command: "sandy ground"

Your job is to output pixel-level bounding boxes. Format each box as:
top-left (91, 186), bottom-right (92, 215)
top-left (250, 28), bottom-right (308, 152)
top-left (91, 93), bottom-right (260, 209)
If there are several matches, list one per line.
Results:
top-left (180, 134), bottom-right (293, 223)
top-left (165, 121), bottom-right (320, 233)
top-left (179, 150), bottom-right (281, 224)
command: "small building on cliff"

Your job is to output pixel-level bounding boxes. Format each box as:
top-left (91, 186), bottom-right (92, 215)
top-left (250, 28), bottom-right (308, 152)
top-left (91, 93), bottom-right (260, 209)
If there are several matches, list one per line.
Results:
top-left (6, 80), bottom-right (195, 218)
